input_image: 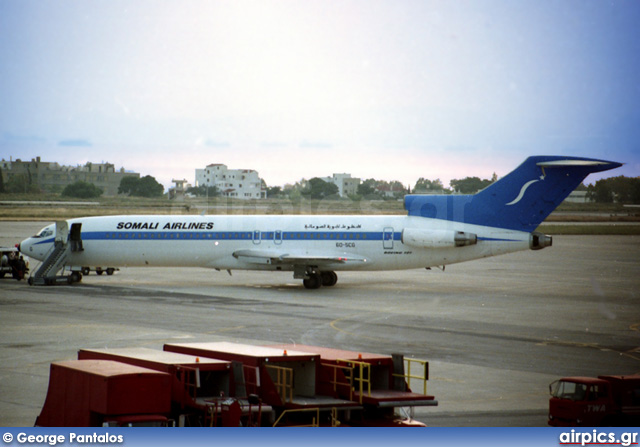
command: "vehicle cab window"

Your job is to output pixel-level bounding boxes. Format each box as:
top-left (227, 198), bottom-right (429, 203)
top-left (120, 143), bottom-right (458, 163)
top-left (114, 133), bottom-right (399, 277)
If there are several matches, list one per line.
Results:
top-left (550, 380), bottom-right (587, 401)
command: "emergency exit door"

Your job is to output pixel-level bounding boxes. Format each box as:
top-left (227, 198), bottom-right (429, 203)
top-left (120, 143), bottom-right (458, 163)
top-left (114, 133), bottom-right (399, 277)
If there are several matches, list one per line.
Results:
top-left (383, 227), bottom-right (394, 249)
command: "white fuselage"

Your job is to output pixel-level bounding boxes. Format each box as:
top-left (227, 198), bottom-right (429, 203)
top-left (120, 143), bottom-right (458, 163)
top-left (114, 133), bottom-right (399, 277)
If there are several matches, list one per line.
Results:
top-left (21, 214), bottom-right (531, 272)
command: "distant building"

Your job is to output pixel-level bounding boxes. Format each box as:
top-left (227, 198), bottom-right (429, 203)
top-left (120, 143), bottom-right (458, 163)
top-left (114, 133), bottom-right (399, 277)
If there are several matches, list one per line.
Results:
top-left (169, 179), bottom-right (191, 201)
top-left (195, 163), bottom-right (266, 199)
top-left (322, 173), bottom-right (361, 197)
top-left (375, 183), bottom-right (407, 198)
top-left (0, 156), bottom-right (139, 196)
top-left (565, 190), bottom-right (589, 203)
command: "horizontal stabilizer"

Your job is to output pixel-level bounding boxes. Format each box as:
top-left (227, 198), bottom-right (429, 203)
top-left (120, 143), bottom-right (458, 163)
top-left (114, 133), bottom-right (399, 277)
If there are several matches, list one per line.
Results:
top-left (536, 159), bottom-right (616, 167)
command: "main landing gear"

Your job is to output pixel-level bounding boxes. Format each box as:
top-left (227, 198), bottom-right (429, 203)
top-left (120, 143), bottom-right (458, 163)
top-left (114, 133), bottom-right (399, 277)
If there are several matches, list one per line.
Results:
top-left (302, 270), bottom-right (338, 289)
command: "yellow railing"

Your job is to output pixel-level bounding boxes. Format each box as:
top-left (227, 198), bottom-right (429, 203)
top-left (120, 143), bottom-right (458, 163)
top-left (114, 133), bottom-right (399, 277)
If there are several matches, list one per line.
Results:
top-left (272, 407), bottom-right (340, 427)
top-left (273, 408), bottom-right (320, 427)
top-left (265, 364), bottom-right (294, 403)
top-left (330, 407), bottom-right (339, 427)
top-left (393, 358), bottom-right (429, 395)
top-left (323, 359), bottom-right (371, 404)
top-left (323, 363), bottom-right (353, 400)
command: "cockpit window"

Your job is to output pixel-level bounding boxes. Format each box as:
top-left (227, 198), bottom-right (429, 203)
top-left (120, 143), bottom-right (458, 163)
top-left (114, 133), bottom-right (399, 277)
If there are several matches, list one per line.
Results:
top-left (34, 227), bottom-right (54, 238)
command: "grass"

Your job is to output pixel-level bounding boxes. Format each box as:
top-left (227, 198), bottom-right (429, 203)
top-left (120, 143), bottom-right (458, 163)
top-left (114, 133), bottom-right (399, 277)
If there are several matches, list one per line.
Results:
top-left (0, 195), bottom-right (406, 219)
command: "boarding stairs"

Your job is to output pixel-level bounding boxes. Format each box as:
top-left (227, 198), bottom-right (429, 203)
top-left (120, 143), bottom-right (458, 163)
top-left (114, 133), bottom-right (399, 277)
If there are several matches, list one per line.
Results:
top-left (29, 222), bottom-right (83, 286)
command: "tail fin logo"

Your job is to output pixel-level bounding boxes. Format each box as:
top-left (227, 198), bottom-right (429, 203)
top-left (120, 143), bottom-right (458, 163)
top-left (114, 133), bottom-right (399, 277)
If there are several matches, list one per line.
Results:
top-left (506, 173), bottom-right (545, 206)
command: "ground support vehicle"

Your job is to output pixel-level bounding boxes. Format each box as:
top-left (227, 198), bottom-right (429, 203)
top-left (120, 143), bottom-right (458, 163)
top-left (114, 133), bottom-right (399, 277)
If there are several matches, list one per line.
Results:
top-left (1, 246), bottom-right (28, 280)
top-left (269, 344), bottom-right (437, 426)
top-left (35, 360), bottom-right (171, 427)
top-left (549, 375), bottom-right (640, 426)
top-left (38, 341), bottom-right (437, 427)
top-left (164, 342), bottom-right (361, 426)
top-left (77, 347), bottom-right (264, 426)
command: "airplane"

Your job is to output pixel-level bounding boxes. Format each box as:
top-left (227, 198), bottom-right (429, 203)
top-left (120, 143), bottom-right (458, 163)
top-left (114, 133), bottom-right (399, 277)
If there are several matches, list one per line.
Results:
top-left (18, 155), bottom-right (621, 288)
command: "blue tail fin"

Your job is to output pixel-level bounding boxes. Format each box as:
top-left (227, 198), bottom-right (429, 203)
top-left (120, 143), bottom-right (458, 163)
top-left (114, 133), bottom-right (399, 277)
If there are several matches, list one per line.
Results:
top-left (404, 156), bottom-right (622, 232)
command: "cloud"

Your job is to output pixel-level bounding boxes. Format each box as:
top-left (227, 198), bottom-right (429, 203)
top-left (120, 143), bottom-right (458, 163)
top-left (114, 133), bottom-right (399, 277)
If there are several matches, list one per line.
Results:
top-left (299, 140), bottom-right (333, 149)
top-left (58, 139), bottom-right (93, 147)
top-left (204, 139), bottom-right (230, 148)
top-left (261, 141), bottom-right (288, 148)
top-left (2, 132), bottom-right (47, 144)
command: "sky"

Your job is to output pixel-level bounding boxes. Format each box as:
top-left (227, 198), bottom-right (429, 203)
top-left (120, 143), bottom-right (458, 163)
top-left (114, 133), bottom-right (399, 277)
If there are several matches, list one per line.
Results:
top-left (1, 0), bottom-right (639, 191)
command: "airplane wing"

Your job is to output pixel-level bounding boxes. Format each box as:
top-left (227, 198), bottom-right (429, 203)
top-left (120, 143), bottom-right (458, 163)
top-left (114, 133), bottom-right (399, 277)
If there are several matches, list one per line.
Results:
top-left (232, 249), bottom-right (368, 266)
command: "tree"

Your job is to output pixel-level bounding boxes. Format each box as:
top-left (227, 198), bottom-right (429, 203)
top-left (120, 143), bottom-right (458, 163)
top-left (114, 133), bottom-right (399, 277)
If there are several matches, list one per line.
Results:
top-left (267, 186), bottom-right (282, 198)
top-left (136, 176), bottom-right (164, 197)
top-left (282, 180), bottom-right (307, 201)
top-left (118, 175), bottom-right (164, 197)
top-left (450, 176), bottom-right (494, 194)
top-left (587, 176), bottom-right (640, 204)
top-left (4, 174), bottom-right (40, 194)
top-left (357, 180), bottom-right (376, 197)
top-left (61, 181), bottom-right (103, 198)
top-left (118, 176), bottom-right (139, 195)
top-left (413, 178), bottom-right (446, 192)
top-left (302, 178), bottom-right (339, 199)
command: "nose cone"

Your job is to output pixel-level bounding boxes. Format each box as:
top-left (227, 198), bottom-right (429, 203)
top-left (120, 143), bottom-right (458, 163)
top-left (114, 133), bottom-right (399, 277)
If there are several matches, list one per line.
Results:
top-left (18, 237), bottom-right (36, 258)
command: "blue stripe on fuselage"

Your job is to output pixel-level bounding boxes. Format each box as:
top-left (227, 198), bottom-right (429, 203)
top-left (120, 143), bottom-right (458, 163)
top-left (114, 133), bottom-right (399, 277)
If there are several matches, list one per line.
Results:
top-left (81, 230), bottom-right (406, 242)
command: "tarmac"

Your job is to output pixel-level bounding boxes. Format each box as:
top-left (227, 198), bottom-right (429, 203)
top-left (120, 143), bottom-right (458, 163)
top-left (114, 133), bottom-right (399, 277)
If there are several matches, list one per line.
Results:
top-left (1, 221), bottom-right (639, 427)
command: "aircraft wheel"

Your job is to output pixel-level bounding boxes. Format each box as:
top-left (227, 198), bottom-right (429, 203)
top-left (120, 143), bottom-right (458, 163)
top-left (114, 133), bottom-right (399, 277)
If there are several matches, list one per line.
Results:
top-left (106, 268), bottom-right (115, 275)
top-left (70, 272), bottom-right (82, 283)
top-left (303, 273), bottom-right (323, 289)
top-left (321, 271), bottom-right (338, 287)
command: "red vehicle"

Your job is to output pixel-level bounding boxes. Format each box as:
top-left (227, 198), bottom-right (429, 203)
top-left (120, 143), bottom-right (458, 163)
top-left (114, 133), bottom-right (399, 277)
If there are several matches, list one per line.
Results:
top-left (548, 375), bottom-right (640, 426)
top-left (36, 360), bottom-right (172, 427)
top-left (268, 344), bottom-right (437, 427)
top-left (165, 342), bottom-right (437, 426)
top-left (76, 347), bottom-right (259, 426)
top-left (163, 341), bottom-right (353, 426)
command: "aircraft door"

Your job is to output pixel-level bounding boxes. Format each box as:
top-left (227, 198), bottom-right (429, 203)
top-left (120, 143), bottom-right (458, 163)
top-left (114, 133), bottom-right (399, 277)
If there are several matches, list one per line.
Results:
top-left (69, 223), bottom-right (84, 252)
top-left (55, 221), bottom-right (69, 244)
top-left (383, 227), bottom-right (394, 249)
top-left (274, 230), bottom-right (283, 245)
top-left (253, 230), bottom-right (261, 245)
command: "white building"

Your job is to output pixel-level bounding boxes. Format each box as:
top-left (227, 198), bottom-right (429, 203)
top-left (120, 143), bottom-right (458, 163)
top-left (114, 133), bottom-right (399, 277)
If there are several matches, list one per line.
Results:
top-left (195, 164), bottom-right (266, 199)
top-left (322, 173), bottom-right (361, 197)
top-left (565, 190), bottom-right (589, 203)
